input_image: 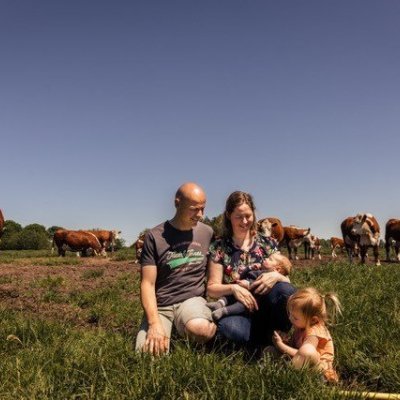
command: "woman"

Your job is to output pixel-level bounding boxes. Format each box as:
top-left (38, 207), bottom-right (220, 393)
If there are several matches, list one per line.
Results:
top-left (207, 191), bottom-right (296, 346)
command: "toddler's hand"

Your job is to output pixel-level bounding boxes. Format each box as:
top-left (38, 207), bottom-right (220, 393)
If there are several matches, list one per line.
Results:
top-left (272, 330), bottom-right (285, 351)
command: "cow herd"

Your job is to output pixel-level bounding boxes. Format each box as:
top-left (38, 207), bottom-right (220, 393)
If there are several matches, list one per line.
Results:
top-left (258, 213), bottom-right (400, 266)
top-left (1, 207), bottom-right (399, 265)
top-left (52, 229), bottom-right (121, 257)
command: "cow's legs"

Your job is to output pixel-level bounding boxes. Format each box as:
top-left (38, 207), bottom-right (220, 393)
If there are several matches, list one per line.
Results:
top-left (287, 244), bottom-right (293, 260)
top-left (395, 244), bottom-right (400, 261)
top-left (360, 246), bottom-right (368, 265)
top-left (346, 245), bottom-right (353, 264)
top-left (304, 243), bottom-right (309, 259)
top-left (373, 245), bottom-right (380, 266)
top-left (385, 240), bottom-right (391, 262)
top-left (331, 246), bottom-right (337, 259)
top-left (294, 247), bottom-right (299, 260)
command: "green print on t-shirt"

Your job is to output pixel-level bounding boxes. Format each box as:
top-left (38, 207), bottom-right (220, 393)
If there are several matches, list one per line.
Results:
top-left (166, 249), bottom-right (204, 269)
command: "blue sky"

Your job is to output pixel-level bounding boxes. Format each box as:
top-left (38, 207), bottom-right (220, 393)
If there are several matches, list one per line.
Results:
top-left (1, 1), bottom-right (399, 245)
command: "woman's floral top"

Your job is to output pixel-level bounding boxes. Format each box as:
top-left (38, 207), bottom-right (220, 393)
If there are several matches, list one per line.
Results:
top-left (209, 234), bottom-right (278, 283)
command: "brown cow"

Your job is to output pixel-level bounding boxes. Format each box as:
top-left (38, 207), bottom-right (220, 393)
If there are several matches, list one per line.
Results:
top-left (89, 230), bottom-right (121, 253)
top-left (304, 235), bottom-right (322, 260)
top-left (342, 214), bottom-right (380, 265)
top-left (330, 237), bottom-right (345, 259)
top-left (133, 232), bottom-right (146, 263)
top-left (283, 226), bottom-right (311, 260)
top-left (257, 217), bottom-right (284, 243)
top-left (0, 209), bottom-right (4, 239)
top-left (53, 229), bottom-right (106, 257)
top-left (385, 219), bottom-right (400, 262)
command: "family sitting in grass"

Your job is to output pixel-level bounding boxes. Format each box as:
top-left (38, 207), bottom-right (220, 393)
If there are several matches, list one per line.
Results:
top-left (135, 182), bottom-right (341, 383)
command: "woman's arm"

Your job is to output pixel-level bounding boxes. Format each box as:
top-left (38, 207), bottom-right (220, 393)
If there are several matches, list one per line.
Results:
top-left (207, 260), bottom-right (258, 312)
top-left (250, 271), bottom-right (290, 295)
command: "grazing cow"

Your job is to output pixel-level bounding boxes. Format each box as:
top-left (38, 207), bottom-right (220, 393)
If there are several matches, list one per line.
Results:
top-left (342, 214), bottom-right (380, 266)
top-left (304, 235), bottom-right (322, 260)
top-left (257, 217), bottom-right (284, 243)
top-left (330, 237), bottom-right (345, 259)
top-left (385, 219), bottom-right (400, 262)
top-left (89, 230), bottom-right (121, 253)
top-left (52, 229), bottom-right (106, 257)
top-left (283, 226), bottom-right (311, 260)
top-left (341, 217), bottom-right (362, 263)
top-left (133, 233), bottom-right (146, 263)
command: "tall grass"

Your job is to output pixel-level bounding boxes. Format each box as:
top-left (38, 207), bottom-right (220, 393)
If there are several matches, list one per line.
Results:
top-left (0, 251), bottom-right (399, 398)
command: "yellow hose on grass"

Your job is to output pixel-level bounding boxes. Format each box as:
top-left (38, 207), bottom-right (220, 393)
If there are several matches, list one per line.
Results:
top-left (337, 390), bottom-right (400, 399)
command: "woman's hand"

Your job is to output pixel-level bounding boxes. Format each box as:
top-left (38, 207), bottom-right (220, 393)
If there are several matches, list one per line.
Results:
top-left (231, 284), bottom-right (259, 312)
top-left (250, 271), bottom-right (289, 295)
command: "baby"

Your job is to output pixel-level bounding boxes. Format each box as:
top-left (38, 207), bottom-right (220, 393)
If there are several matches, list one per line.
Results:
top-left (207, 252), bottom-right (292, 321)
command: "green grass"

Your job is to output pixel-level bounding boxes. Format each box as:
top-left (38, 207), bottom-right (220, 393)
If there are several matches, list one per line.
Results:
top-left (0, 250), bottom-right (399, 398)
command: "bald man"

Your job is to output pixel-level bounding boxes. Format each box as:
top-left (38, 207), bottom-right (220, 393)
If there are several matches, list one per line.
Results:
top-left (135, 182), bottom-right (217, 355)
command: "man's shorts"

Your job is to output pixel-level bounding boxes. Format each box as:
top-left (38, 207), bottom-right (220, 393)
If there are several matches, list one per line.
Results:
top-left (135, 296), bottom-right (213, 351)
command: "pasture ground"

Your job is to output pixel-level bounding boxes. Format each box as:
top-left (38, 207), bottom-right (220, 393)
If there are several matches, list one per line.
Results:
top-left (0, 248), bottom-right (399, 399)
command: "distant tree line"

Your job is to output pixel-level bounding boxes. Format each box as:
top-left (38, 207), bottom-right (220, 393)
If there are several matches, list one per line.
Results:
top-left (0, 221), bottom-right (125, 251)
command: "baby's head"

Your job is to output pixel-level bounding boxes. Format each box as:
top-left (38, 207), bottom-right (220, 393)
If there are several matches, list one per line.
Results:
top-left (263, 252), bottom-right (292, 276)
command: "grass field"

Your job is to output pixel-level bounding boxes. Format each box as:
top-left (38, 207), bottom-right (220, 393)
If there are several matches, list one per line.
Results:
top-left (0, 249), bottom-right (399, 399)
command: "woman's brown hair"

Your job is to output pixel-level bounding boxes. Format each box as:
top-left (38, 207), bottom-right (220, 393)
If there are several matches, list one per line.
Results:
top-left (222, 191), bottom-right (257, 238)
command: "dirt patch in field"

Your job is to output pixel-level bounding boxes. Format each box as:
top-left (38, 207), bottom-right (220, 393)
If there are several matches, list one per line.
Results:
top-left (0, 259), bottom-right (141, 328)
top-left (0, 253), bottom-right (378, 329)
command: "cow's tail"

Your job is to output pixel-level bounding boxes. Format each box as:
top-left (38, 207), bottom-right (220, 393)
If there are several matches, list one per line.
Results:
top-left (51, 236), bottom-right (55, 254)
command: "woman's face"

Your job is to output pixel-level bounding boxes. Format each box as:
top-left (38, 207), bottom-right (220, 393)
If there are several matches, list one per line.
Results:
top-left (229, 203), bottom-right (254, 236)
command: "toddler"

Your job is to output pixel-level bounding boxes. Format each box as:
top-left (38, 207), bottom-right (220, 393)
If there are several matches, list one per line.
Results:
top-left (207, 252), bottom-right (291, 321)
top-left (272, 287), bottom-right (342, 383)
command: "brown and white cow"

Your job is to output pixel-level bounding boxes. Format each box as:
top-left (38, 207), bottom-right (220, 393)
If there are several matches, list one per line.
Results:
top-left (385, 219), bottom-right (400, 262)
top-left (304, 235), bottom-right (322, 260)
top-left (257, 217), bottom-right (284, 243)
top-left (133, 232), bottom-right (146, 263)
top-left (52, 229), bottom-right (106, 257)
top-left (330, 237), bottom-right (345, 259)
top-left (341, 217), bottom-right (361, 263)
top-left (342, 214), bottom-right (380, 265)
top-left (89, 230), bottom-right (121, 253)
top-left (283, 226), bottom-right (311, 260)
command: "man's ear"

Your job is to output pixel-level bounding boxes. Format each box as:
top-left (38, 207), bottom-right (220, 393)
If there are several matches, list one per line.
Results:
top-left (175, 197), bottom-right (180, 209)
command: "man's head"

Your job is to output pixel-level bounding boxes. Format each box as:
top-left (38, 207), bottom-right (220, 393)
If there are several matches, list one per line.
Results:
top-left (173, 182), bottom-right (206, 230)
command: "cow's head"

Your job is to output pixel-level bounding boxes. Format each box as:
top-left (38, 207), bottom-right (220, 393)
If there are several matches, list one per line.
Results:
top-left (111, 230), bottom-right (121, 241)
top-left (257, 218), bottom-right (278, 237)
top-left (351, 213), bottom-right (379, 245)
top-left (304, 233), bottom-right (317, 248)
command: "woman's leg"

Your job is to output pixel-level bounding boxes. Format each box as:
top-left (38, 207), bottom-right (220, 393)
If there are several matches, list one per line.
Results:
top-left (251, 282), bottom-right (296, 345)
top-left (216, 314), bottom-right (251, 344)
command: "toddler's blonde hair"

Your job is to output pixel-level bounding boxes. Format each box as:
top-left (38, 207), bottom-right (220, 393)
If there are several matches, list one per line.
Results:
top-left (287, 287), bottom-right (342, 327)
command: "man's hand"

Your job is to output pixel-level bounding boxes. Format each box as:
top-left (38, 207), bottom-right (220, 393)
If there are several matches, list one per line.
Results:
top-left (143, 322), bottom-right (169, 356)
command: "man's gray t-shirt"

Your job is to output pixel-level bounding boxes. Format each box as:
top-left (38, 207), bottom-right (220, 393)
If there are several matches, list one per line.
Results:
top-left (141, 221), bottom-right (214, 307)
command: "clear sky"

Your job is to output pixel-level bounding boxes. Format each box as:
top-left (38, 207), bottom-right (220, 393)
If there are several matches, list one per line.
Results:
top-left (1, 1), bottom-right (399, 245)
